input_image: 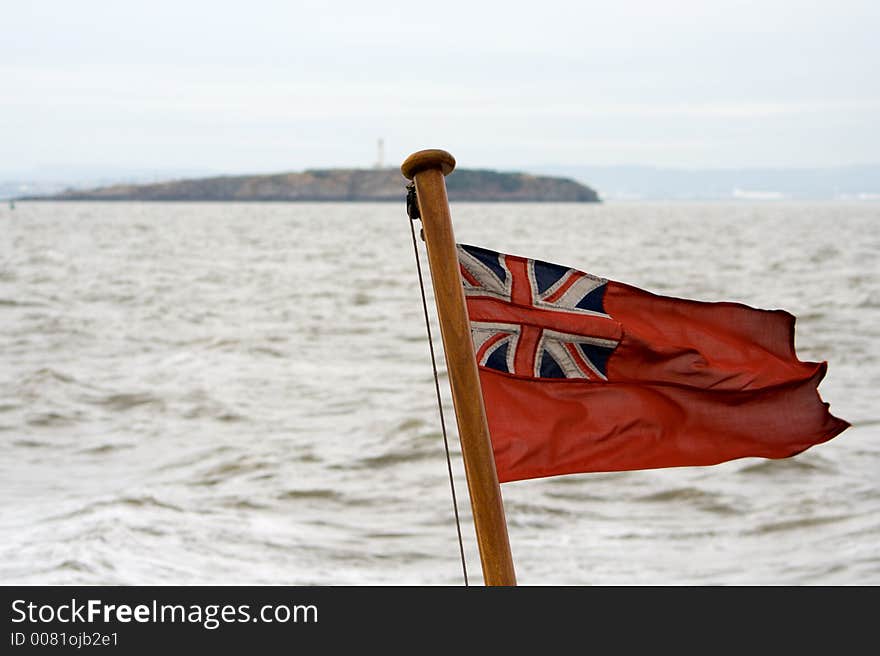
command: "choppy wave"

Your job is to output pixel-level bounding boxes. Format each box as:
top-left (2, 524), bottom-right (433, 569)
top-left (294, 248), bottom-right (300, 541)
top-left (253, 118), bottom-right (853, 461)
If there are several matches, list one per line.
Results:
top-left (0, 200), bottom-right (877, 585)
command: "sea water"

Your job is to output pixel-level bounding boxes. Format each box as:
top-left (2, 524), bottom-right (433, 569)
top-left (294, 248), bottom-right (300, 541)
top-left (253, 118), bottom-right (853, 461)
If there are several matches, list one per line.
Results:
top-left (1, 200), bottom-right (877, 585)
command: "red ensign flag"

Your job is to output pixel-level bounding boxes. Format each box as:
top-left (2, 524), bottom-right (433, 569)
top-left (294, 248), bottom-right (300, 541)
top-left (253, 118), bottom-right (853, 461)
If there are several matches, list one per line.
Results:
top-left (458, 244), bottom-right (850, 483)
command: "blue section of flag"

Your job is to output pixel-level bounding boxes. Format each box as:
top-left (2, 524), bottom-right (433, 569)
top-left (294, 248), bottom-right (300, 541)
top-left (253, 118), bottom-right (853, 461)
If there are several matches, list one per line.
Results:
top-left (485, 341), bottom-right (510, 373)
top-left (460, 244), bottom-right (507, 285)
top-left (539, 351), bottom-right (566, 379)
top-left (532, 259), bottom-right (570, 295)
top-left (575, 286), bottom-right (607, 314)
top-left (577, 342), bottom-right (613, 377)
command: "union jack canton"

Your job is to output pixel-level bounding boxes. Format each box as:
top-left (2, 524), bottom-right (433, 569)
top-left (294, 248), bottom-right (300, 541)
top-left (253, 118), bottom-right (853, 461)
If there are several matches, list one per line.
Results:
top-left (458, 244), bottom-right (623, 381)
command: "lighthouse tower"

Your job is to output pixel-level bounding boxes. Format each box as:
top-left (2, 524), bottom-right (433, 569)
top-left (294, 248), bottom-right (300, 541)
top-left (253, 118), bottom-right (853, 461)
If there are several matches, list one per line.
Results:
top-left (375, 138), bottom-right (385, 169)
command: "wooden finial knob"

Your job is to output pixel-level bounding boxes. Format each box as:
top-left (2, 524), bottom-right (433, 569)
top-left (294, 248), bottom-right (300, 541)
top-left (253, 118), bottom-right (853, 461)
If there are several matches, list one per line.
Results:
top-left (401, 149), bottom-right (456, 180)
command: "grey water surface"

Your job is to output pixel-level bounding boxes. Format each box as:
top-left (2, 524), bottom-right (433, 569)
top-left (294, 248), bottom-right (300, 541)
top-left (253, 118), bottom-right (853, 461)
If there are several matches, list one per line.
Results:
top-left (1, 200), bottom-right (877, 585)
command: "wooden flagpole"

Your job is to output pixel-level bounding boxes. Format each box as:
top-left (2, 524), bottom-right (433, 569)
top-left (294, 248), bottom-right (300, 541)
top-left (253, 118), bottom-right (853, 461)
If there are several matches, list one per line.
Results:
top-left (401, 149), bottom-right (517, 586)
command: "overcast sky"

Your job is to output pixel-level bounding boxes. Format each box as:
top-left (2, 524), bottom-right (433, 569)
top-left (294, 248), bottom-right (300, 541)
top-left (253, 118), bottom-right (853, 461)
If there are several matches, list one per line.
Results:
top-left (2, 0), bottom-right (878, 175)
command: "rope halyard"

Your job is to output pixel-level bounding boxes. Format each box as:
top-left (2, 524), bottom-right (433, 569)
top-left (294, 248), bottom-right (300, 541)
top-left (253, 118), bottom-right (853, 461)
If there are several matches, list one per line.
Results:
top-left (406, 182), bottom-right (469, 586)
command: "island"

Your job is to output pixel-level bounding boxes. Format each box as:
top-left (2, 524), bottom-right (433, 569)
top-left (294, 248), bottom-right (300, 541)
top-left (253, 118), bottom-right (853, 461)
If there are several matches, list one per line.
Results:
top-left (24, 168), bottom-right (600, 203)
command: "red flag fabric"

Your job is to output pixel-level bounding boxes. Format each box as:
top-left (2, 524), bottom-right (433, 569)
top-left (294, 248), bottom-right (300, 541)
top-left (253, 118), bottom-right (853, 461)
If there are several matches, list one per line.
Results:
top-left (457, 244), bottom-right (850, 483)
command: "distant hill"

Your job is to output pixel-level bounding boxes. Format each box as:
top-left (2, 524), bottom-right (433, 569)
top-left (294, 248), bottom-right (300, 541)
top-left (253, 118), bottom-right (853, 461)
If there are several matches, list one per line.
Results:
top-left (23, 168), bottom-right (600, 203)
